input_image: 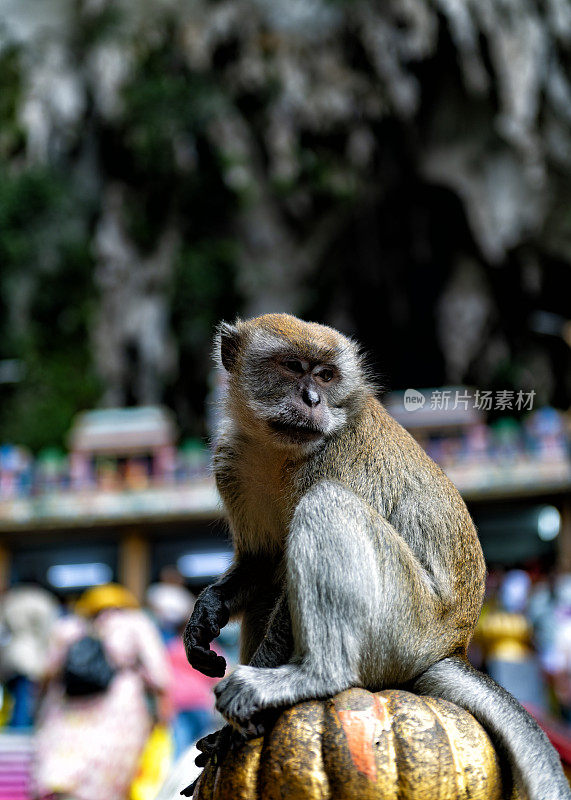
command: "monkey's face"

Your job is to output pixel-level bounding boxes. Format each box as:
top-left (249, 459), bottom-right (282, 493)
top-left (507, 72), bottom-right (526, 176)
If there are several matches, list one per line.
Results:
top-left (254, 354), bottom-right (340, 447)
top-left (218, 315), bottom-right (367, 451)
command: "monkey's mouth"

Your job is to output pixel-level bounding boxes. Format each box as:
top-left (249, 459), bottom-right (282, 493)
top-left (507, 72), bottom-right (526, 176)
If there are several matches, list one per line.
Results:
top-left (269, 420), bottom-right (324, 441)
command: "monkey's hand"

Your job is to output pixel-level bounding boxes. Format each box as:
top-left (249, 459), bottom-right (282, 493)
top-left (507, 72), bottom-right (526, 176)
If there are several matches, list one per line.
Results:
top-left (180, 725), bottom-right (248, 796)
top-left (183, 587), bottom-right (229, 678)
top-left (196, 715), bottom-right (275, 767)
top-left (195, 725), bottom-right (241, 767)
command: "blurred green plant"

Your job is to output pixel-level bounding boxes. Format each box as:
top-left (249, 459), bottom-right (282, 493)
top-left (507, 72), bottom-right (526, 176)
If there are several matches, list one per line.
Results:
top-left (0, 45), bottom-right (24, 158)
top-left (0, 167), bottom-right (101, 450)
top-left (168, 239), bottom-right (240, 435)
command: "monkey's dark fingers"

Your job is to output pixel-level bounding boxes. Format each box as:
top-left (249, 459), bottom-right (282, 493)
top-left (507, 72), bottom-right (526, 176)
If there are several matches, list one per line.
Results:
top-left (194, 751), bottom-right (211, 768)
top-left (184, 624), bottom-right (220, 656)
top-left (194, 744), bottom-right (239, 768)
top-left (196, 621), bottom-right (222, 645)
top-left (194, 724), bottom-right (239, 768)
top-left (188, 645), bottom-right (226, 677)
top-left (183, 594), bottom-right (230, 653)
top-left (195, 729), bottom-right (224, 765)
top-left (196, 730), bottom-right (220, 754)
top-left (180, 776), bottom-right (199, 797)
top-left (184, 619), bottom-right (226, 670)
top-left (246, 707), bottom-right (281, 738)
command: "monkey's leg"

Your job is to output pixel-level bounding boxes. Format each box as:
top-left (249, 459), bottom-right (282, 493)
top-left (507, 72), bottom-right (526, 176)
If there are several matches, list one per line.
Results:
top-left (414, 655), bottom-right (571, 800)
top-left (248, 591), bottom-right (294, 668)
top-left (214, 480), bottom-right (440, 728)
top-left (234, 592), bottom-right (294, 735)
top-left (239, 584), bottom-right (283, 665)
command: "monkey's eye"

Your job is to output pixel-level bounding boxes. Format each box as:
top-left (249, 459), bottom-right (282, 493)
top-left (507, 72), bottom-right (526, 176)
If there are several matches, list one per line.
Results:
top-left (316, 367), bottom-right (335, 382)
top-left (282, 359), bottom-right (305, 375)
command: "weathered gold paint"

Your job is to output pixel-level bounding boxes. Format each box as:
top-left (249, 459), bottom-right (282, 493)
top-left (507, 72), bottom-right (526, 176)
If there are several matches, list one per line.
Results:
top-left (192, 689), bottom-right (522, 800)
top-left (259, 702), bottom-right (330, 800)
top-left (212, 736), bottom-right (262, 800)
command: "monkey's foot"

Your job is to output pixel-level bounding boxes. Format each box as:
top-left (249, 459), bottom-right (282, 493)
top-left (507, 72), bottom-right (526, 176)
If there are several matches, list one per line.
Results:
top-left (214, 666), bottom-right (286, 733)
top-left (214, 666), bottom-right (264, 730)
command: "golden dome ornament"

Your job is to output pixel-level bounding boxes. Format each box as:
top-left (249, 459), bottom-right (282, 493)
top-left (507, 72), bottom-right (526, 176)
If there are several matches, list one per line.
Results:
top-left (478, 610), bottom-right (533, 663)
top-left (190, 688), bottom-right (521, 799)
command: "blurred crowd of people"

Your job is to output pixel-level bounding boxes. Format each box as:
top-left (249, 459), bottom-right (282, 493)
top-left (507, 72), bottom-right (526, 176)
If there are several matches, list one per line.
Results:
top-left (471, 566), bottom-right (571, 723)
top-left (0, 571), bottom-right (235, 800)
top-left (4, 564), bottom-right (571, 799)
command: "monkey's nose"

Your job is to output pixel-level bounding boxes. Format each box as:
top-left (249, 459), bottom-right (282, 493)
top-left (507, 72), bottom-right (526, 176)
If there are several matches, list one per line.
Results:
top-left (302, 386), bottom-right (321, 407)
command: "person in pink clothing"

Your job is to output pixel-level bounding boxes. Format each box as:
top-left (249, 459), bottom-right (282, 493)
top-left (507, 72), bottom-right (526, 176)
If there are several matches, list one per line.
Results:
top-left (166, 634), bottom-right (222, 757)
top-left (33, 584), bottom-right (170, 800)
top-left (145, 581), bottom-right (224, 758)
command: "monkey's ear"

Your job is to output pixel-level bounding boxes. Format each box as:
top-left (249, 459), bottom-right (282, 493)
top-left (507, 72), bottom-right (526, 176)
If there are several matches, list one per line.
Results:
top-left (219, 322), bottom-right (241, 372)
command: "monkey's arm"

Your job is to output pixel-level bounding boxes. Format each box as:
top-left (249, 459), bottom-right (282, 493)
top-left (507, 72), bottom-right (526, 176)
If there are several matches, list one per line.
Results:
top-left (184, 554), bottom-right (275, 678)
top-left (189, 592), bottom-right (294, 781)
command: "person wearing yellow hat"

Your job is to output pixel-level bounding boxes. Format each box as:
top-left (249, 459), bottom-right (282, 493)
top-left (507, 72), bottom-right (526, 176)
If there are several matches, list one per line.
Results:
top-left (33, 583), bottom-right (170, 800)
top-left (74, 583), bottom-right (139, 618)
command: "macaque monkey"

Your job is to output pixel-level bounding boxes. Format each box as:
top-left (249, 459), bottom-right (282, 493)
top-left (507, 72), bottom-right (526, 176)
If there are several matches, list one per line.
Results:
top-left (184, 314), bottom-right (569, 800)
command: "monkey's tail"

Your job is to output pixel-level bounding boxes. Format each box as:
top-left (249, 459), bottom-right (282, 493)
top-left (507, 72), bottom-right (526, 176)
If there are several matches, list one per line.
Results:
top-left (412, 655), bottom-right (571, 800)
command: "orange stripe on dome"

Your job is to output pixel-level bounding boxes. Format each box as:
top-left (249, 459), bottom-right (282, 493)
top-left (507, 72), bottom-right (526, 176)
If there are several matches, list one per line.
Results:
top-left (336, 695), bottom-right (390, 782)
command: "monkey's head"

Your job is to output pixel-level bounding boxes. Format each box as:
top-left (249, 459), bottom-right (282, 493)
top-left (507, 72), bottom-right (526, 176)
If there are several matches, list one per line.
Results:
top-left (216, 314), bottom-right (370, 451)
